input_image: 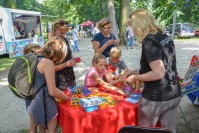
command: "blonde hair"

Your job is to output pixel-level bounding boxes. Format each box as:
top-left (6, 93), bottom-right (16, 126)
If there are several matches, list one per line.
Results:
top-left (130, 8), bottom-right (164, 43)
top-left (92, 53), bottom-right (106, 66)
top-left (23, 44), bottom-right (41, 54)
top-left (109, 47), bottom-right (122, 58)
top-left (97, 18), bottom-right (112, 31)
top-left (51, 19), bottom-right (69, 37)
top-left (41, 36), bottom-right (67, 65)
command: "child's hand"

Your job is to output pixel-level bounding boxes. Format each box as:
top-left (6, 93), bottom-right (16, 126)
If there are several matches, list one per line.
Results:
top-left (107, 72), bottom-right (116, 80)
top-left (117, 89), bottom-right (125, 95)
top-left (111, 86), bottom-right (125, 95)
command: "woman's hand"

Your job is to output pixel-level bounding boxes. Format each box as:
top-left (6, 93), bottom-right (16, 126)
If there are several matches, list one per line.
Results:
top-left (113, 40), bottom-right (119, 46)
top-left (106, 39), bottom-right (115, 46)
top-left (64, 59), bottom-right (77, 67)
top-left (126, 75), bottom-right (137, 84)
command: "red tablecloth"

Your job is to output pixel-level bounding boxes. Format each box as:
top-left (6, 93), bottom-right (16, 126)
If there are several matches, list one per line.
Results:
top-left (58, 92), bottom-right (139, 133)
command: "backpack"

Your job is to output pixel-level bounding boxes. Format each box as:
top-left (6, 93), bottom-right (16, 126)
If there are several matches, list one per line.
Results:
top-left (8, 52), bottom-right (45, 99)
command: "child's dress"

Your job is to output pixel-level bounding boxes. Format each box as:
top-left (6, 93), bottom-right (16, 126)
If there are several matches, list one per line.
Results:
top-left (84, 67), bottom-right (107, 87)
top-left (27, 58), bottom-right (58, 126)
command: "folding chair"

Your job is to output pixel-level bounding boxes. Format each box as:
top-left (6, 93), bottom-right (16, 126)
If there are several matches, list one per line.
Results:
top-left (178, 55), bottom-right (199, 125)
top-left (118, 125), bottom-right (173, 133)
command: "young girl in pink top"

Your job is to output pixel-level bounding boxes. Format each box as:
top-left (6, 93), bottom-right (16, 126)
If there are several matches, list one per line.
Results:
top-left (84, 54), bottom-right (125, 95)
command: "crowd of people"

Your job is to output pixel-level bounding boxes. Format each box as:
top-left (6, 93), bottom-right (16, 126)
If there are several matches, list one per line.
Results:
top-left (23, 8), bottom-right (181, 133)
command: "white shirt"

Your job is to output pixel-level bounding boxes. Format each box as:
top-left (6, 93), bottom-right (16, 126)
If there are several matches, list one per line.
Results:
top-left (94, 27), bottom-right (100, 34)
top-left (72, 29), bottom-right (78, 41)
top-left (126, 26), bottom-right (134, 38)
top-left (32, 35), bottom-right (38, 44)
top-left (70, 39), bottom-right (74, 46)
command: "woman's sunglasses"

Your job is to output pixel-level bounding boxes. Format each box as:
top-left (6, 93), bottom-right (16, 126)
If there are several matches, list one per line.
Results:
top-left (55, 21), bottom-right (68, 26)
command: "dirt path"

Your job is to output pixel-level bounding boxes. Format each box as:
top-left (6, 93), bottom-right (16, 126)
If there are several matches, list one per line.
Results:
top-left (0, 38), bottom-right (199, 133)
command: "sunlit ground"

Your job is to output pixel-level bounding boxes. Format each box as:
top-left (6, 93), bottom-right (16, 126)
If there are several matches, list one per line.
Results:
top-left (181, 47), bottom-right (199, 50)
top-left (0, 78), bottom-right (8, 86)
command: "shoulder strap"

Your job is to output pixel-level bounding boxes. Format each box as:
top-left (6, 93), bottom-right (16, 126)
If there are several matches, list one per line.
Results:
top-left (63, 37), bottom-right (69, 45)
top-left (43, 82), bottom-right (48, 129)
top-left (34, 83), bottom-right (46, 95)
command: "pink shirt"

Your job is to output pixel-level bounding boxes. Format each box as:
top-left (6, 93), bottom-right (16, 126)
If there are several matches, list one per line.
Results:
top-left (84, 67), bottom-right (107, 87)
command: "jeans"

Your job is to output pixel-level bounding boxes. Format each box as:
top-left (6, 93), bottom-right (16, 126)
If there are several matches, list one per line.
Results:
top-left (73, 40), bottom-right (79, 52)
top-left (126, 36), bottom-right (134, 48)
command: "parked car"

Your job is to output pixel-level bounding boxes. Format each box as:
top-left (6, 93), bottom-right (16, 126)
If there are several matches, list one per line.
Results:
top-left (165, 23), bottom-right (195, 39)
top-left (195, 30), bottom-right (199, 37)
top-left (194, 22), bottom-right (199, 37)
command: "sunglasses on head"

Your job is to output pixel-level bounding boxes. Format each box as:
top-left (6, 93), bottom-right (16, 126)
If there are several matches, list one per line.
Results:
top-left (55, 21), bottom-right (68, 26)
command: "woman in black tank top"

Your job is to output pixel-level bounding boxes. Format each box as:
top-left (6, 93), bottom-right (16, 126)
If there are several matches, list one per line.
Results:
top-left (50, 19), bottom-right (77, 90)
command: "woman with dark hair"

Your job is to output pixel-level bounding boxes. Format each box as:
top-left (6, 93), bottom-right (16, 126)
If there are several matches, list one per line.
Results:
top-left (18, 26), bottom-right (25, 39)
top-left (92, 18), bottom-right (119, 58)
top-left (51, 19), bottom-right (77, 90)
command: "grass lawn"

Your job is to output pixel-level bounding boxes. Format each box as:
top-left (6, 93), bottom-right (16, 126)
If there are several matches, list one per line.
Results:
top-left (0, 55), bottom-right (16, 71)
top-left (0, 34), bottom-right (48, 72)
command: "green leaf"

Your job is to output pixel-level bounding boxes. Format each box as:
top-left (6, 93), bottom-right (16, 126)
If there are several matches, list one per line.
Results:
top-left (85, 0), bottom-right (91, 6)
top-left (159, 0), bottom-right (163, 5)
top-left (64, 4), bottom-right (70, 10)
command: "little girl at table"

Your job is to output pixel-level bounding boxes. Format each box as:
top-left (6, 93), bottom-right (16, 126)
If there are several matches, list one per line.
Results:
top-left (84, 54), bottom-right (125, 95)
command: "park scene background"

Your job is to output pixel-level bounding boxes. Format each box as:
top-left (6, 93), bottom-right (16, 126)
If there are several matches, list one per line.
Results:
top-left (0, 0), bottom-right (199, 133)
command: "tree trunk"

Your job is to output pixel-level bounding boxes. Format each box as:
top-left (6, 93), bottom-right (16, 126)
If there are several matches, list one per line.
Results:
top-left (107, 0), bottom-right (119, 40)
top-left (119, 0), bottom-right (130, 46)
top-left (8, 0), bottom-right (17, 8)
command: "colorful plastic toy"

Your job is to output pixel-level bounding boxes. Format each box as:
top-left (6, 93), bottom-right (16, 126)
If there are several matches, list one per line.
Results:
top-left (80, 96), bottom-right (102, 112)
top-left (82, 85), bottom-right (92, 96)
top-left (73, 57), bottom-right (81, 63)
top-left (68, 85), bottom-right (83, 95)
top-left (70, 96), bottom-right (80, 107)
top-left (123, 84), bottom-right (134, 94)
top-left (80, 96), bottom-right (102, 107)
top-left (125, 92), bottom-right (141, 104)
top-left (107, 64), bottom-right (116, 72)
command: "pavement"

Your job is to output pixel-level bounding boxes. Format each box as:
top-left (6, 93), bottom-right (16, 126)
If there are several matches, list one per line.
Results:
top-left (0, 38), bottom-right (199, 133)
